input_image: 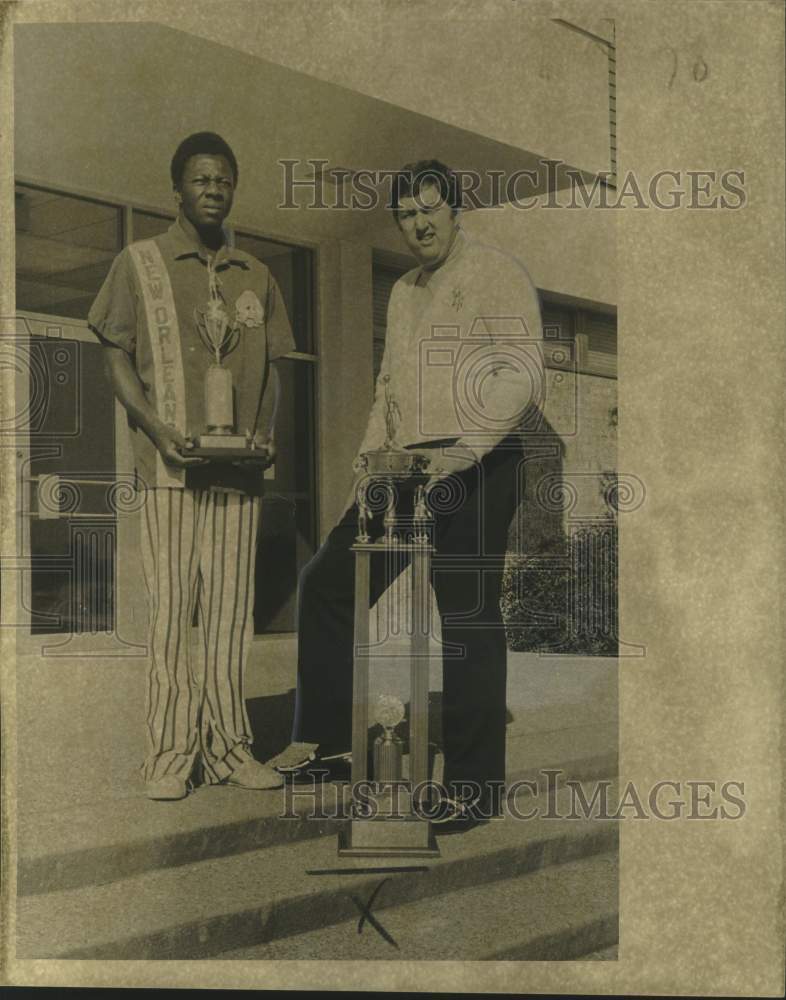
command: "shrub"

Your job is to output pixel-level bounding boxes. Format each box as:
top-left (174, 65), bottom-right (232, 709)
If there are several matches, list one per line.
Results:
top-left (502, 522), bottom-right (618, 656)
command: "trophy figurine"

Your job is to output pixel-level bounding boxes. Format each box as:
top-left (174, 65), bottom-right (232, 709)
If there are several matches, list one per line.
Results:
top-left (356, 479), bottom-right (371, 544)
top-left (383, 377), bottom-right (401, 451)
top-left (190, 262), bottom-right (263, 461)
top-left (413, 483), bottom-right (432, 544)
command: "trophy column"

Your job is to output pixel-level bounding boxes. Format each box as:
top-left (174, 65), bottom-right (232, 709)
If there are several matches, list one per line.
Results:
top-left (410, 539), bottom-right (430, 791)
top-left (339, 476), bottom-right (439, 858)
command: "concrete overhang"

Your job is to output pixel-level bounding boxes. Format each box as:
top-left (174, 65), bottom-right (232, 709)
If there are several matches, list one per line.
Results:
top-left (14, 21), bottom-right (604, 244)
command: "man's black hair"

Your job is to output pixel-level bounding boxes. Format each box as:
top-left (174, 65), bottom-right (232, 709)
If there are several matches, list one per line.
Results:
top-left (170, 132), bottom-right (239, 188)
top-left (390, 159), bottom-right (461, 215)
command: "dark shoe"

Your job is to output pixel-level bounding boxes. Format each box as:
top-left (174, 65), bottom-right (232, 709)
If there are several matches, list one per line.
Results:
top-left (265, 742), bottom-right (319, 772)
top-left (429, 793), bottom-right (495, 834)
top-left (435, 813), bottom-right (489, 835)
top-left (280, 749), bottom-right (352, 784)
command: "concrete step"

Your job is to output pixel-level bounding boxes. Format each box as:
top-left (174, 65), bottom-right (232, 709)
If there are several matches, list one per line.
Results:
top-left (223, 853), bottom-right (619, 961)
top-left (16, 784), bottom-right (618, 960)
top-left (18, 731), bottom-right (617, 897)
top-left (17, 780), bottom-right (339, 897)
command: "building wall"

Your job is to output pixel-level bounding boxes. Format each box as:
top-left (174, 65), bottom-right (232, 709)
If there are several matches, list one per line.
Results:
top-left (151, 1), bottom-right (614, 178)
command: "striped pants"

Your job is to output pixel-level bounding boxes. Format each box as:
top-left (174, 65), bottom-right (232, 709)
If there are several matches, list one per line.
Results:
top-left (140, 487), bottom-right (261, 784)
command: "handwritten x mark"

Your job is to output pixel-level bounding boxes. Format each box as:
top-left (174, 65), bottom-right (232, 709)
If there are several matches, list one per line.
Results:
top-left (349, 878), bottom-right (399, 949)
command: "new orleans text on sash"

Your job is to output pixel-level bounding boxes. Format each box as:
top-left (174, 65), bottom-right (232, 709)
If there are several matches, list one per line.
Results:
top-left (128, 240), bottom-right (187, 488)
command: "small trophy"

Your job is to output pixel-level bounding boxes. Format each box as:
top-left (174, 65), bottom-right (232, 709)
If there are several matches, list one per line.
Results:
top-left (373, 694), bottom-right (406, 784)
top-left (190, 263), bottom-right (266, 462)
top-left (353, 376), bottom-right (431, 544)
top-left (356, 376), bottom-right (431, 478)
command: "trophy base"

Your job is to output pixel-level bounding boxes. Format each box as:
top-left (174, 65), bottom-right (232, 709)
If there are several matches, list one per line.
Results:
top-left (190, 433), bottom-right (269, 463)
top-left (362, 447), bottom-right (431, 477)
top-left (196, 433), bottom-right (249, 449)
top-left (338, 817), bottom-right (439, 858)
top-left (190, 449), bottom-right (262, 462)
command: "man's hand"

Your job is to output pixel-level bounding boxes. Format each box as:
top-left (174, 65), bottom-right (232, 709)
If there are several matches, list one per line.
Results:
top-left (427, 445), bottom-right (479, 481)
top-left (102, 348), bottom-right (205, 469)
top-left (152, 426), bottom-right (207, 468)
top-left (343, 473), bottom-right (366, 514)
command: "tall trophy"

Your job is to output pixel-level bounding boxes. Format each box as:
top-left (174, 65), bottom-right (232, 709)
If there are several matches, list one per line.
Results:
top-left (338, 377), bottom-right (439, 858)
top-left (190, 264), bottom-right (268, 462)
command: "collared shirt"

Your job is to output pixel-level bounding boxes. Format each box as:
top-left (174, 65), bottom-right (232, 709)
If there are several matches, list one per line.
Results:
top-left (357, 229), bottom-right (544, 458)
top-left (88, 219), bottom-right (295, 494)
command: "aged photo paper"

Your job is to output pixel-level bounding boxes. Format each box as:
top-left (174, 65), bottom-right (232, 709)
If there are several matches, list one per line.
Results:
top-left (1, 0), bottom-right (784, 994)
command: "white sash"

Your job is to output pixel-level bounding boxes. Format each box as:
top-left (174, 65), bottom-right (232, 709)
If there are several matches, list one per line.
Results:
top-left (128, 240), bottom-right (187, 488)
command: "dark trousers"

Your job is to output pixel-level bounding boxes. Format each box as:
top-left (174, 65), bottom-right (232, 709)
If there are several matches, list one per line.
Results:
top-left (292, 439), bottom-right (520, 806)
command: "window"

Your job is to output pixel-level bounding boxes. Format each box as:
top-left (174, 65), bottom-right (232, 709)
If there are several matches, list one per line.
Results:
top-left (225, 229), bottom-right (318, 632)
top-left (542, 299), bottom-right (617, 379)
top-left (254, 358), bottom-right (317, 633)
top-left (372, 260), bottom-right (408, 381)
top-left (233, 231), bottom-right (314, 355)
top-left (27, 338), bottom-right (117, 634)
top-left (131, 209), bottom-right (172, 242)
top-left (15, 184), bottom-right (123, 320)
top-left (582, 310), bottom-right (617, 378)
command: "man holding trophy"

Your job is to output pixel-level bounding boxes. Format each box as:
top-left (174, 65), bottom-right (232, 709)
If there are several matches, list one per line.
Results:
top-left (273, 160), bottom-right (544, 830)
top-left (89, 133), bottom-right (295, 799)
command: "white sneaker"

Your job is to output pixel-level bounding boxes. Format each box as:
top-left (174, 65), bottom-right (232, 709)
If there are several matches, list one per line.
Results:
top-left (145, 775), bottom-right (189, 800)
top-left (225, 759), bottom-right (284, 790)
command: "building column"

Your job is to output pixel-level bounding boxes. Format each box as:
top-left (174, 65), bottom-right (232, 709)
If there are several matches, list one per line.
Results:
top-left (315, 239), bottom-right (374, 540)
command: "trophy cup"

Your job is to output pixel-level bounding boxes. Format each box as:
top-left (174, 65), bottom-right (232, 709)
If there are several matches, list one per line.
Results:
top-left (338, 378), bottom-right (439, 858)
top-left (189, 267), bottom-right (267, 463)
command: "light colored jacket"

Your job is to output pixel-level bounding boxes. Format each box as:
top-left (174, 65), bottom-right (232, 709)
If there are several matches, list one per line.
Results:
top-left (358, 230), bottom-right (545, 459)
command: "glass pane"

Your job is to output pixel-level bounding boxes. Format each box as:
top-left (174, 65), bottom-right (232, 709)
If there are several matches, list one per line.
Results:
top-left (30, 524), bottom-right (116, 635)
top-left (27, 338), bottom-right (117, 634)
top-left (254, 358), bottom-right (317, 633)
top-left (372, 261), bottom-right (407, 380)
top-left (233, 230), bottom-right (314, 354)
top-left (131, 209), bottom-right (174, 241)
top-left (15, 184), bottom-right (123, 320)
top-left (268, 357), bottom-right (316, 497)
top-left (541, 302), bottom-right (575, 340)
top-left (27, 338), bottom-right (116, 473)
